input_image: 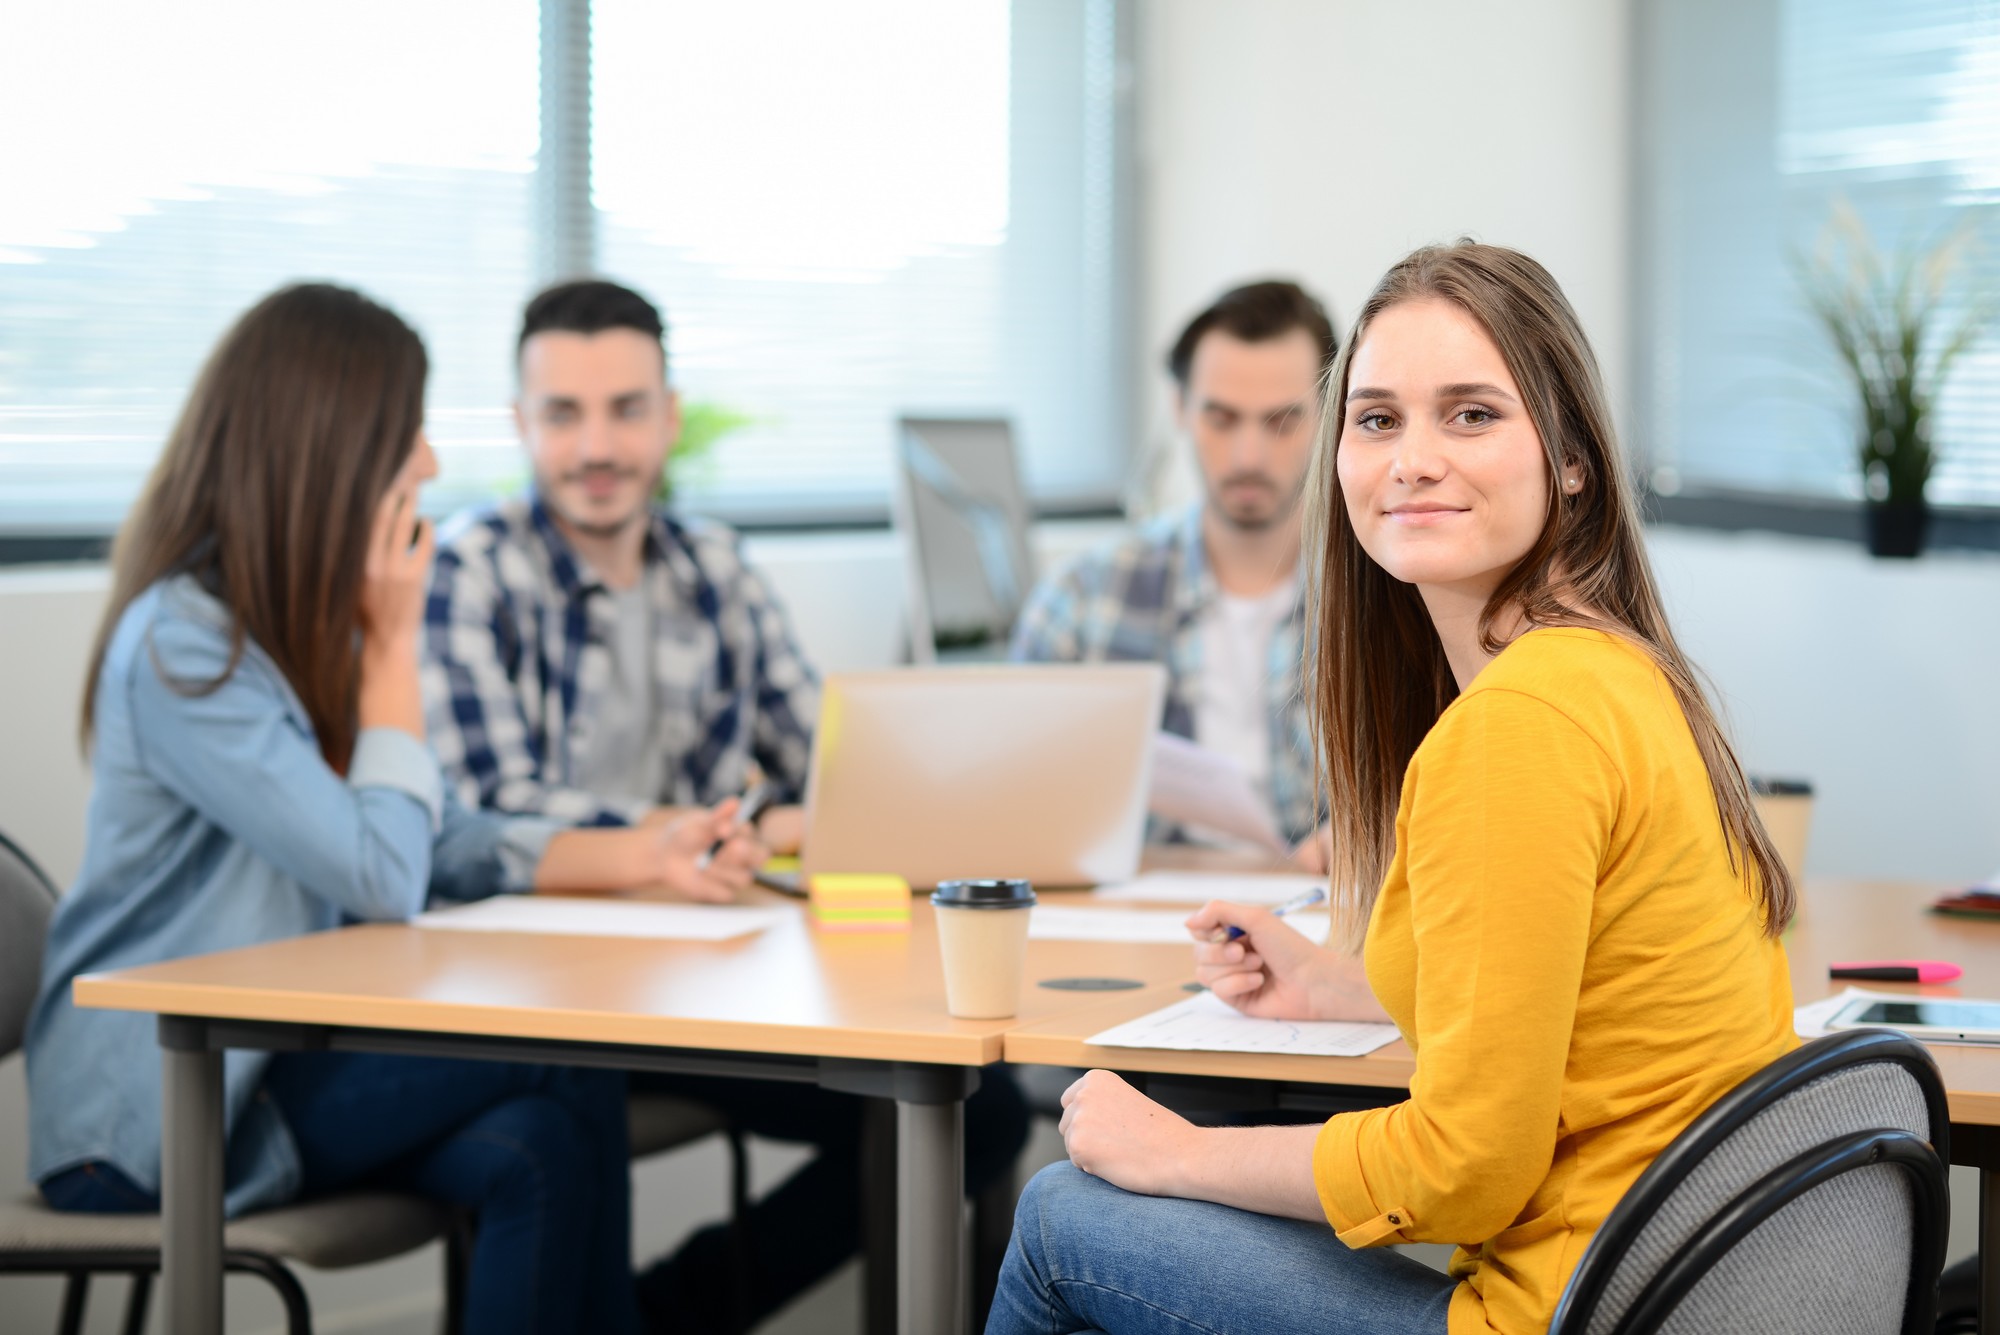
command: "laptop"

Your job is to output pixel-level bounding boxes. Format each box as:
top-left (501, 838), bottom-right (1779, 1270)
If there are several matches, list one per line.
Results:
top-left (798, 664), bottom-right (1165, 889)
top-left (891, 416), bottom-right (1036, 665)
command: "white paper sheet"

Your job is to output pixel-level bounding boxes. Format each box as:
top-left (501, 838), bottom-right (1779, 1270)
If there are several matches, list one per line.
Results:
top-left (1090, 870), bottom-right (1329, 907)
top-left (414, 897), bottom-right (789, 942)
top-left (1086, 990), bottom-right (1399, 1058)
top-left (1028, 905), bottom-right (1330, 946)
top-left (1148, 731), bottom-right (1289, 855)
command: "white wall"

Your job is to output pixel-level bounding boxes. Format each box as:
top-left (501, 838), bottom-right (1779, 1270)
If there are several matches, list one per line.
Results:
top-left (1133, 0), bottom-right (1633, 506)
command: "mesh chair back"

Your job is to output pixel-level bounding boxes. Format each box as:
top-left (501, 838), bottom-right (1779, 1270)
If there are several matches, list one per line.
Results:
top-left (0, 830), bottom-right (58, 1060)
top-left (1553, 1030), bottom-right (1948, 1335)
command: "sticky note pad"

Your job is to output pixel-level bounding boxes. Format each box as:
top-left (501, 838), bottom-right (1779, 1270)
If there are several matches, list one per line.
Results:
top-left (809, 874), bottom-right (911, 932)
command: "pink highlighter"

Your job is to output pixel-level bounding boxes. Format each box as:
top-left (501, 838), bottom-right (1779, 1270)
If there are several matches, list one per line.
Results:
top-left (1829, 960), bottom-right (1962, 984)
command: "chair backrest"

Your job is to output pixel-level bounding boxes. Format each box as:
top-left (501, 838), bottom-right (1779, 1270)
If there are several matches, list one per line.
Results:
top-left (1550, 1029), bottom-right (1949, 1335)
top-left (0, 829), bottom-right (58, 1060)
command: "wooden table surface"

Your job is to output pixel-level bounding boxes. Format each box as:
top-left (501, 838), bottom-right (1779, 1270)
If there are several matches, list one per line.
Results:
top-left (1005, 879), bottom-right (2000, 1125)
top-left (73, 892), bottom-right (1201, 1067)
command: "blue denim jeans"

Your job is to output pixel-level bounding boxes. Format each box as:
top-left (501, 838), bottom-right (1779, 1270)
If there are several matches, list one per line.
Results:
top-left (985, 1163), bottom-right (1457, 1335)
top-left (265, 1052), bottom-right (641, 1335)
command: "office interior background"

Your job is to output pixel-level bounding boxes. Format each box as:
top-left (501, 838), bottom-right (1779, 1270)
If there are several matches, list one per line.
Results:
top-left (3, 0), bottom-right (1998, 1330)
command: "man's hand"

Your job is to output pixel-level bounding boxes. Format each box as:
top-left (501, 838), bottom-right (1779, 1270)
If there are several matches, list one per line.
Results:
top-left (1186, 900), bottom-right (1388, 1023)
top-left (1059, 1070), bottom-right (1201, 1196)
top-left (752, 804), bottom-right (806, 856)
top-left (632, 798), bottom-right (767, 903)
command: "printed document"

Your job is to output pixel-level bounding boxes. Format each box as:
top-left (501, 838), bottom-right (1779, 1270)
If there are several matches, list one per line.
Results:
top-left (414, 897), bottom-right (789, 942)
top-left (1086, 991), bottom-right (1400, 1058)
top-left (1029, 905), bottom-right (1329, 945)
top-left (1149, 731), bottom-right (1289, 855)
top-left (1091, 870), bottom-right (1330, 907)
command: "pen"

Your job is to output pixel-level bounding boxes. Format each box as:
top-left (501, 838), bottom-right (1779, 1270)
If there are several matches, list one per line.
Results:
top-left (1208, 886), bottom-right (1328, 943)
top-left (1829, 959), bottom-right (1962, 984)
top-left (697, 782), bottom-right (776, 870)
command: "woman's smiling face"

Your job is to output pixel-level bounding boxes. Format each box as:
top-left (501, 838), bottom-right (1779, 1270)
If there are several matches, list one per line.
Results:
top-left (1335, 298), bottom-right (1562, 600)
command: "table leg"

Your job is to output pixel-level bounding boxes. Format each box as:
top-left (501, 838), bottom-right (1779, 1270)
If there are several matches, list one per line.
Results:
top-left (1983, 1168), bottom-right (2000, 1335)
top-left (898, 1094), bottom-right (966, 1335)
top-left (161, 1018), bottom-right (224, 1335)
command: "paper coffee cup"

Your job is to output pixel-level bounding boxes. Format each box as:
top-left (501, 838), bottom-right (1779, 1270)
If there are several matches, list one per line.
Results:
top-left (931, 879), bottom-right (1036, 1019)
top-left (1749, 778), bottom-right (1814, 888)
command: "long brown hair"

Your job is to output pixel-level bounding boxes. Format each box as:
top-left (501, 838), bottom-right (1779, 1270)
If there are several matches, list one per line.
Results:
top-left (81, 283), bottom-right (428, 772)
top-left (1304, 242), bottom-right (1794, 944)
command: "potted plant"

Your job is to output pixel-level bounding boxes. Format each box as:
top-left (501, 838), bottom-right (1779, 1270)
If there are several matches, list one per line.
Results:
top-left (657, 400), bottom-right (757, 502)
top-left (1795, 204), bottom-right (1992, 557)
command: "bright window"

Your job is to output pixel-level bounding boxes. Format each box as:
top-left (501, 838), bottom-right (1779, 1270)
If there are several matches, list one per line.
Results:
top-left (593, 0), bottom-right (1128, 523)
top-left (0, 1), bottom-right (541, 531)
top-left (1638, 0), bottom-right (2000, 505)
top-left (0, 0), bottom-right (1130, 536)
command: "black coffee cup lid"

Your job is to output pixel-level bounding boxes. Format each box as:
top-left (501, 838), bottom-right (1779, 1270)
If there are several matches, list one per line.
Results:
top-left (931, 878), bottom-right (1036, 909)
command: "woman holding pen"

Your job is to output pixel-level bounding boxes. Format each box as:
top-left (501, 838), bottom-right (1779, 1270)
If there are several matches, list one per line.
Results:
top-left (985, 242), bottom-right (1798, 1335)
top-left (25, 283), bottom-right (763, 1335)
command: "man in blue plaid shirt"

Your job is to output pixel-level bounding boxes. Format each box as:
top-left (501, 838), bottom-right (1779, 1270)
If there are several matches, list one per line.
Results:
top-left (423, 279), bottom-right (1027, 1332)
top-left (423, 283), bottom-right (819, 853)
top-left (1012, 280), bottom-right (1337, 867)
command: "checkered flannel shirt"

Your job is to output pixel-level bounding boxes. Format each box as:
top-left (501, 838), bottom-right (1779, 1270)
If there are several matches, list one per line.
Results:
top-left (1008, 504), bottom-right (1321, 845)
top-left (422, 495), bottom-right (820, 827)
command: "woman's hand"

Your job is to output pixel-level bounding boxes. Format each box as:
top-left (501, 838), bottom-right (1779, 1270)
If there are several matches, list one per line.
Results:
top-left (357, 485), bottom-right (434, 739)
top-left (1185, 900), bottom-right (1389, 1023)
top-left (359, 484), bottom-right (434, 654)
top-left (1059, 1070), bottom-right (1201, 1196)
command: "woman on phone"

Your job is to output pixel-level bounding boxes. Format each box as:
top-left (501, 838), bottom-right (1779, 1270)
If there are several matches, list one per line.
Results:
top-left (26, 283), bottom-right (761, 1335)
top-left (984, 243), bottom-right (1798, 1335)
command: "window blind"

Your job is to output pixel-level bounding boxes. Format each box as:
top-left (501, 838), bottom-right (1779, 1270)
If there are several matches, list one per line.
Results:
top-left (591, 0), bottom-right (1130, 524)
top-left (0, 1), bottom-right (543, 531)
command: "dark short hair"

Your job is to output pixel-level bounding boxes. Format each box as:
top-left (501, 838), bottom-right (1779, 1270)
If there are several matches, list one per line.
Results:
top-left (517, 278), bottom-right (668, 374)
top-left (1165, 279), bottom-right (1339, 390)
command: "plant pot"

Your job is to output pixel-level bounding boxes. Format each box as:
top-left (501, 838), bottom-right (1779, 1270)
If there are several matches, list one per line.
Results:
top-left (1865, 500), bottom-right (1929, 559)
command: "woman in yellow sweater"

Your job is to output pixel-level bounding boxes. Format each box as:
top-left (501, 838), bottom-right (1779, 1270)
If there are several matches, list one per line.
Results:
top-left (984, 242), bottom-right (1799, 1335)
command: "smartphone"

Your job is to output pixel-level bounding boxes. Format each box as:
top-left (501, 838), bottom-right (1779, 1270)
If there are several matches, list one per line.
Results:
top-left (1828, 998), bottom-right (2000, 1044)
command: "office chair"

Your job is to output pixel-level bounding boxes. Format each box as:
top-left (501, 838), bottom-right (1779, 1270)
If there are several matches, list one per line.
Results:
top-left (1549, 1028), bottom-right (1949, 1335)
top-left (0, 827), bottom-right (475, 1335)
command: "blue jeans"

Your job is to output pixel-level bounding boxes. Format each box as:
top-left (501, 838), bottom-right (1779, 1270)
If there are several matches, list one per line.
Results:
top-left (265, 1052), bottom-right (641, 1335)
top-left (985, 1163), bottom-right (1457, 1335)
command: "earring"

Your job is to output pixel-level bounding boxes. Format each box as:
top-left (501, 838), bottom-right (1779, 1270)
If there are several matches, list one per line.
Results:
top-left (1564, 476), bottom-right (1581, 492)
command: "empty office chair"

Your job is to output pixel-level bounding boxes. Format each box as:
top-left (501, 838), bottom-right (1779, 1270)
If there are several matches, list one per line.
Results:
top-left (1549, 1028), bottom-right (1949, 1335)
top-left (0, 828), bottom-right (465, 1335)
top-left (626, 1091), bottom-right (753, 1333)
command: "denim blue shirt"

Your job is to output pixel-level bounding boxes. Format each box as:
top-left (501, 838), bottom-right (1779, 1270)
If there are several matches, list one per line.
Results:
top-left (25, 577), bottom-right (553, 1216)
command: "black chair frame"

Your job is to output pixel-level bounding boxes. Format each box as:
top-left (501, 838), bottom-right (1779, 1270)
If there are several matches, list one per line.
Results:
top-left (1549, 1028), bottom-right (1952, 1335)
top-left (0, 1217), bottom-right (474, 1335)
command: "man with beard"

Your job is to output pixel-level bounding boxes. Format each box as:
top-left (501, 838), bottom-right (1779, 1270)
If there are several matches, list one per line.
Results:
top-left (423, 278), bottom-right (1028, 1333)
top-left (1011, 280), bottom-right (1338, 868)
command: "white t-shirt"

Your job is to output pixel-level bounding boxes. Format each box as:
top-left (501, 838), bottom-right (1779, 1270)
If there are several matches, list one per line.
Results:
top-left (1192, 579), bottom-right (1297, 785)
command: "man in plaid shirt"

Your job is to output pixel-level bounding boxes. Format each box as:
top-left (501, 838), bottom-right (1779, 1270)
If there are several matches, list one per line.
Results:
top-left (423, 279), bottom-right (1026, 1332)
top-left (1011, 280), bottom-right (1336, 866)
top-left (424, 284), bottom-right (819, 851)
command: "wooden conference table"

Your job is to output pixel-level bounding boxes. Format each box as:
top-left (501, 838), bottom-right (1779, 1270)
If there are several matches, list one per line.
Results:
top-left (1009, 878), bottom-right (2000, 1333)
top-left (71, 889), bottom-right (1201, 1335)
top-left (76, 874), bottom-right (2000, 1334)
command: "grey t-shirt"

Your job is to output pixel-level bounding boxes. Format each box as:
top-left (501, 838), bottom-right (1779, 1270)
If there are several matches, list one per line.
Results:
top-left (572, 584), bottom-right (668, 807)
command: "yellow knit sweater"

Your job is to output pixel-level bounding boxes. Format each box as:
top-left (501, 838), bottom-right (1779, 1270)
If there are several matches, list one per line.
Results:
top-left (1311, 628), bottom-right (1797, 1335)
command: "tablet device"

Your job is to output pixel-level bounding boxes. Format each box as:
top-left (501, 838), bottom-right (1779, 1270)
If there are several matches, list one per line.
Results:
top-left (1827, 997), bottom-right (2000, 1044)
